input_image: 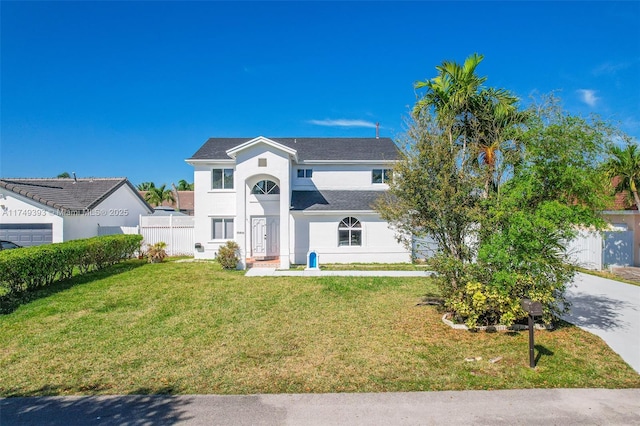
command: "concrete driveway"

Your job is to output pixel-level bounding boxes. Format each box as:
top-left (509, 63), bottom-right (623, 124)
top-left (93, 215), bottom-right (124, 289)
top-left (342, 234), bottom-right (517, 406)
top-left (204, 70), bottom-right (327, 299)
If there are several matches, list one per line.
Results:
top-left (563, 272), bottom-right (640, 374)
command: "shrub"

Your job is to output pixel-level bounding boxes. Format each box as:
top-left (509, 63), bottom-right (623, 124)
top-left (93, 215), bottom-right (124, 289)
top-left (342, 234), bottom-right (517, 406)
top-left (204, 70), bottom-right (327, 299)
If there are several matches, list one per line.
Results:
top-left (0, 234), bottom-right (142, 306)
top-left (146, 242), bottom-right (167, 263)
top-left (216, 241), bottom-right (240, 269)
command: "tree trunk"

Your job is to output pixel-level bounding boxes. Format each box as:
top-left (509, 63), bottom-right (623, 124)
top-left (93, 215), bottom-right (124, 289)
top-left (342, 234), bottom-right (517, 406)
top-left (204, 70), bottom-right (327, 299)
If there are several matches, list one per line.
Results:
top-left (172, 183), bottom-right (181, 212)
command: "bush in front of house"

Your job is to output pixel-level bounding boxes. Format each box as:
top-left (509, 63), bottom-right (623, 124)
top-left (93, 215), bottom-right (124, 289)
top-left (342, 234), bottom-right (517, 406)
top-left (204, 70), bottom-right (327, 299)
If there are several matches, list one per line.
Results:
top-left (0, 234), bottom-right (143, 301)
top-left (146, 242), bottom-right (168, 263)
top-left (216, 241), bottom-right (240, 269)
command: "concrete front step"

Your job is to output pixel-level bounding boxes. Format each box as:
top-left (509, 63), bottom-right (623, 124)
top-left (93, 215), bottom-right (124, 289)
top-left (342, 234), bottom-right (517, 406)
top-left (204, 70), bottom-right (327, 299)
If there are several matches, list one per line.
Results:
top-left (246, 258), bottom-right (280, 268)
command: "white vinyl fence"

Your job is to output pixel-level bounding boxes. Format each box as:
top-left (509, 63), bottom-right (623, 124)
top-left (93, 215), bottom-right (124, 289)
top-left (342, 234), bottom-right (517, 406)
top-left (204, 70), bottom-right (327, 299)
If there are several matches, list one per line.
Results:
top-left (566, 230), bottom-right (603, 270)
top-left (140, 215), bottom-right (194, 256)
top-left (413, 230), bottom-right (607, 271)
top-left (97, 226), bottom-right (140, 236)
top-left (98, 215), bottom-right (195, 257)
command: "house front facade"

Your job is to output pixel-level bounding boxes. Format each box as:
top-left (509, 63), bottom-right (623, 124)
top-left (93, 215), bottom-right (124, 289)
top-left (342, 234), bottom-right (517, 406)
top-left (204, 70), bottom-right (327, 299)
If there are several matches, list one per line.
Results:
top-left (187, 136), bottom-right (411, 269)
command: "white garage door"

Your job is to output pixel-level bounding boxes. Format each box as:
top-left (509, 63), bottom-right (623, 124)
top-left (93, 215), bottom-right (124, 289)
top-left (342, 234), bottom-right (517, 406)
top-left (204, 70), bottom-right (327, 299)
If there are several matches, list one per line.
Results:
top-left (0, 223), bottom-right (53, 247)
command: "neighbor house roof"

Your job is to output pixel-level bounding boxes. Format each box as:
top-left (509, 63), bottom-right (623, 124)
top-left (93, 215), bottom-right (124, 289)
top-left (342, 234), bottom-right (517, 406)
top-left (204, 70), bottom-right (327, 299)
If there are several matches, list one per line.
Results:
top-left (291, 190), bottom-right (384, 211)
top-left (139, 190), bottom-right (194, 212)
top-left (0, 178), bottom-right (152, 213)
top-left (188, 137), bottom-right (399, 162)
top-left (610, 176), bottom-right (638, 210)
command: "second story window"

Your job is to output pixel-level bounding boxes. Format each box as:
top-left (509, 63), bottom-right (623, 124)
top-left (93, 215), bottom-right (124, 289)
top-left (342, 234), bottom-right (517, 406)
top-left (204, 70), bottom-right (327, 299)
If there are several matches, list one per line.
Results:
top-left (212, 168), bottom-right (234, 190)
top-left (297, 169), bottom-right (313, 178)
top-left (251, 180), bottom-right (280, 195)
top-left (372, 169), bottom-right (392, 184)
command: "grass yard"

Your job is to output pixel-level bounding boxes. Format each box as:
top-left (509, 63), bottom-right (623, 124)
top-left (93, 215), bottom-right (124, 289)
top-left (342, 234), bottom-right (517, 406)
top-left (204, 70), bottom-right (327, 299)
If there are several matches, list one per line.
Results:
top-left (1, 260), bottom-right (639, 396)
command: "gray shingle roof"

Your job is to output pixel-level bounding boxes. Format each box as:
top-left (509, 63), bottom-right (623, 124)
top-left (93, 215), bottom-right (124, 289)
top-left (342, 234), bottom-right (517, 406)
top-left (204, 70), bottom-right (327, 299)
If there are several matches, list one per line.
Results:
top-left (188, 137), bottom-right (399, 162)
top-left (291, 190), bottom-right (384, 211)
top-left (0, 178), bottom-right (152, 213)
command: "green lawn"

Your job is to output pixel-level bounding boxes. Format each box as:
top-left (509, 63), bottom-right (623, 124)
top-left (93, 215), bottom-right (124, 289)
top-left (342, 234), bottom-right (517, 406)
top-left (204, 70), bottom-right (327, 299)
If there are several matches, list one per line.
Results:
top-left (1, 260), bottom-right (638, 396)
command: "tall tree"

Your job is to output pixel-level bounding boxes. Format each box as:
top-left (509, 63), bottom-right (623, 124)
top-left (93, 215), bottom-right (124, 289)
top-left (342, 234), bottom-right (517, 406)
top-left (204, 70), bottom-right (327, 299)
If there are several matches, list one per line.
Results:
top-left (604, 140), bottom-right (640, 208)
top-left (57, 172), bottom-right (71, 178)
top-left (413, 53), bottom-right (527, 192)
top-left (377, 57), bottom-right (615, 327)
top-left (176, 179), bottom-right (194, 191)
top-left (473, 88), bottom-right (528, 196)
top-left (144, 184), bottom-right (175, 207)
top-left (137, 182), bottom-right (156, 191)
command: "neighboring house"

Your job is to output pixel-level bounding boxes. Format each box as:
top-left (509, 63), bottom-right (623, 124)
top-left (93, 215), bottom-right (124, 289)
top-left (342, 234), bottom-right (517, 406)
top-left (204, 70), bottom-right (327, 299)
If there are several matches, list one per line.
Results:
top-left (570, 181), bottom-right (640, 269)
top-left (601, 188), bottom-right (640, 267)
top-left (186, 136), bottom-right (410, 269)
top-left (0, 177), bottom-right (153, 246)
top-left (138, 190), bottom-right (194, 215)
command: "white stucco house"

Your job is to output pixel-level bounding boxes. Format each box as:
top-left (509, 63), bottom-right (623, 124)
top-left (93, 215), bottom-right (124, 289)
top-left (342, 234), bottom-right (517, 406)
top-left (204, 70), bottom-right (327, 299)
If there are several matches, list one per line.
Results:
top-left (0, 177), bottom-right (153, 246)
top-left (186, 136), bottom-right (411, 269)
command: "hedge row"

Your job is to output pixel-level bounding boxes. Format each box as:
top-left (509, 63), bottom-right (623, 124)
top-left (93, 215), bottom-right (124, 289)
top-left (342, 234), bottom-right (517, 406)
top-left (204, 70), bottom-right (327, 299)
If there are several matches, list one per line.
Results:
top-left (0, 234), bottom-right (142, 298)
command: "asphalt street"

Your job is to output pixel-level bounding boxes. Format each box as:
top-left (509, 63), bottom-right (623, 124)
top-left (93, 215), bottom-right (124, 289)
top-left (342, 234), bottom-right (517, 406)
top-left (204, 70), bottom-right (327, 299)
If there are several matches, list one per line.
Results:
top-left (2, 389), bottom-right (639, 425)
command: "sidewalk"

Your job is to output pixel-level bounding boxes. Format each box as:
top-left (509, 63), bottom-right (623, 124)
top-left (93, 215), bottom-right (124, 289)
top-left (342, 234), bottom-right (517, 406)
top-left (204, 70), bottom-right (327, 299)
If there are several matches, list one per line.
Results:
top-left (245, 268), bottom-right (434, 277)
top-left (2, 389), bottom-right (639, 425)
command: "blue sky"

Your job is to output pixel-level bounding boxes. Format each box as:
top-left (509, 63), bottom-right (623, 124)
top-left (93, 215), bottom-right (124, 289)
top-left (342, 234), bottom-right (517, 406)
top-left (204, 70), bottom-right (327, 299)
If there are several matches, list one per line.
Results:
top-left (2, 1), bottom-right (639, 187)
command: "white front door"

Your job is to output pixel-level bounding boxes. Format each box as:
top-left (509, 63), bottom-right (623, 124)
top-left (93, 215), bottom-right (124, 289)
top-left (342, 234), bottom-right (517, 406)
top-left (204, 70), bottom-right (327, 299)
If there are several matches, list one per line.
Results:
top-left (252, 217), bottom-right (279, 258)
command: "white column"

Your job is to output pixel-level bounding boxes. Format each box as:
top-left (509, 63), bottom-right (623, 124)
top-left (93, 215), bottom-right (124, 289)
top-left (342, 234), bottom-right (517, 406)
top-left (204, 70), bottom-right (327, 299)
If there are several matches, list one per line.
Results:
top-left (236, 176), bottom-right (247, 269)
top-left (279, 167), bottom-right (291, 269)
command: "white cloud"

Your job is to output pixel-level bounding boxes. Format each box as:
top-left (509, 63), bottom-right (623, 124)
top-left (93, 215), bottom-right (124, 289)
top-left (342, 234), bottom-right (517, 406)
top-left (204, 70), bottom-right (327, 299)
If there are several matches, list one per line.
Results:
top-left (307, 119), bottom-right (378, 128)
top-left (577, 89), bottom-right (599, 107)
top-left (593, 61), bottom-right (629, 76)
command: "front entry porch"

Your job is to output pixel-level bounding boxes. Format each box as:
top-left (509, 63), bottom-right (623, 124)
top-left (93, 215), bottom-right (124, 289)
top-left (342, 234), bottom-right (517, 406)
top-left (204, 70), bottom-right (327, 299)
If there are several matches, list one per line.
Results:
top-left (246, 256), bottom-right (280, 268)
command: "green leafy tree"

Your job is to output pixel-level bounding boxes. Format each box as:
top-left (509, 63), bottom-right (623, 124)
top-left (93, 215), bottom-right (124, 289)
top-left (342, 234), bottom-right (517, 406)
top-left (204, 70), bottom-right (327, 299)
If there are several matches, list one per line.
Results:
top-left (377, 56), bottom-right (615, 327)
top-left (57, 172), bottom-right (71, 178)
top-left (472, 96), bottom-right (614, 325)
top-left (143, 184), bottom-right (175, 207)
top-left (604, 140), bottom-right (640, 208)
top-left (376, 112), bottom-right (483, 292)
top-left (137, 182), bottom-right (156, 191)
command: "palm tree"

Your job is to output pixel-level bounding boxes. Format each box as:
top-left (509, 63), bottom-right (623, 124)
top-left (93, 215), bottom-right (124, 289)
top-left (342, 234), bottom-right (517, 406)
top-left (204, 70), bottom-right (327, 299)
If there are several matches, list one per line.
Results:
top-left (176, 179), bottom-right (194, 191)
top-left (137, 182), bottom-right (156, 191)
top-left (414, 53), bottom-right (487, 149)
top-left (474, 88), bottom-right (528, 196)
top-left (414, 53), bottom-right (525, 190)
top-left (604, 142), bottom-right (640, 208)
top-left (144, 184), bottom-right (176, 207)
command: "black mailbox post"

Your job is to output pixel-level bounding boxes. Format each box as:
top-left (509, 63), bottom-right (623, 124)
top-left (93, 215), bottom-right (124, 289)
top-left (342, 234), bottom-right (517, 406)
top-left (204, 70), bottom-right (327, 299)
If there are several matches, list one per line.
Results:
top-left (521, 298), bottom-right (543, 368)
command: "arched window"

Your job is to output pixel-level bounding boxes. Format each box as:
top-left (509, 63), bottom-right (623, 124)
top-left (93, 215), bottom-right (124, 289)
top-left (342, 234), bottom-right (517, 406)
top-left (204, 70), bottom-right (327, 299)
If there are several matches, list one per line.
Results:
top-left (251, 180), bottom-right (280, 195)
top-left (338, 217), bottom-right (361, 246)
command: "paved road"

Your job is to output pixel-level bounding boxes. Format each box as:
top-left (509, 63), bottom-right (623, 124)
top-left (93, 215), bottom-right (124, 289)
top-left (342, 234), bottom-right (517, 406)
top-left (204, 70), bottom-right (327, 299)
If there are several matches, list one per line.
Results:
top-left (2, 389), bottom-right (639, 425)
top-left (563, 272), bottom-right (640, 374)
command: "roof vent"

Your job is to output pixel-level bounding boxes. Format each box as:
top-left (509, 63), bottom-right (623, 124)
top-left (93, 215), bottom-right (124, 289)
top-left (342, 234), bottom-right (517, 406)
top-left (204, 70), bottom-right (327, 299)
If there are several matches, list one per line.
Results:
top-left (376, 122), bottom-right (380, 139)
top-left (72, 172), bottom-right (77, 183)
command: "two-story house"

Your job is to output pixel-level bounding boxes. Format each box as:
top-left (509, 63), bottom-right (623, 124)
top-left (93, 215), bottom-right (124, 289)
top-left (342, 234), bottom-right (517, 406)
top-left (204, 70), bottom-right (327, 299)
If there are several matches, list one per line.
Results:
top-left (186, 136), bottom-right (411, 269)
